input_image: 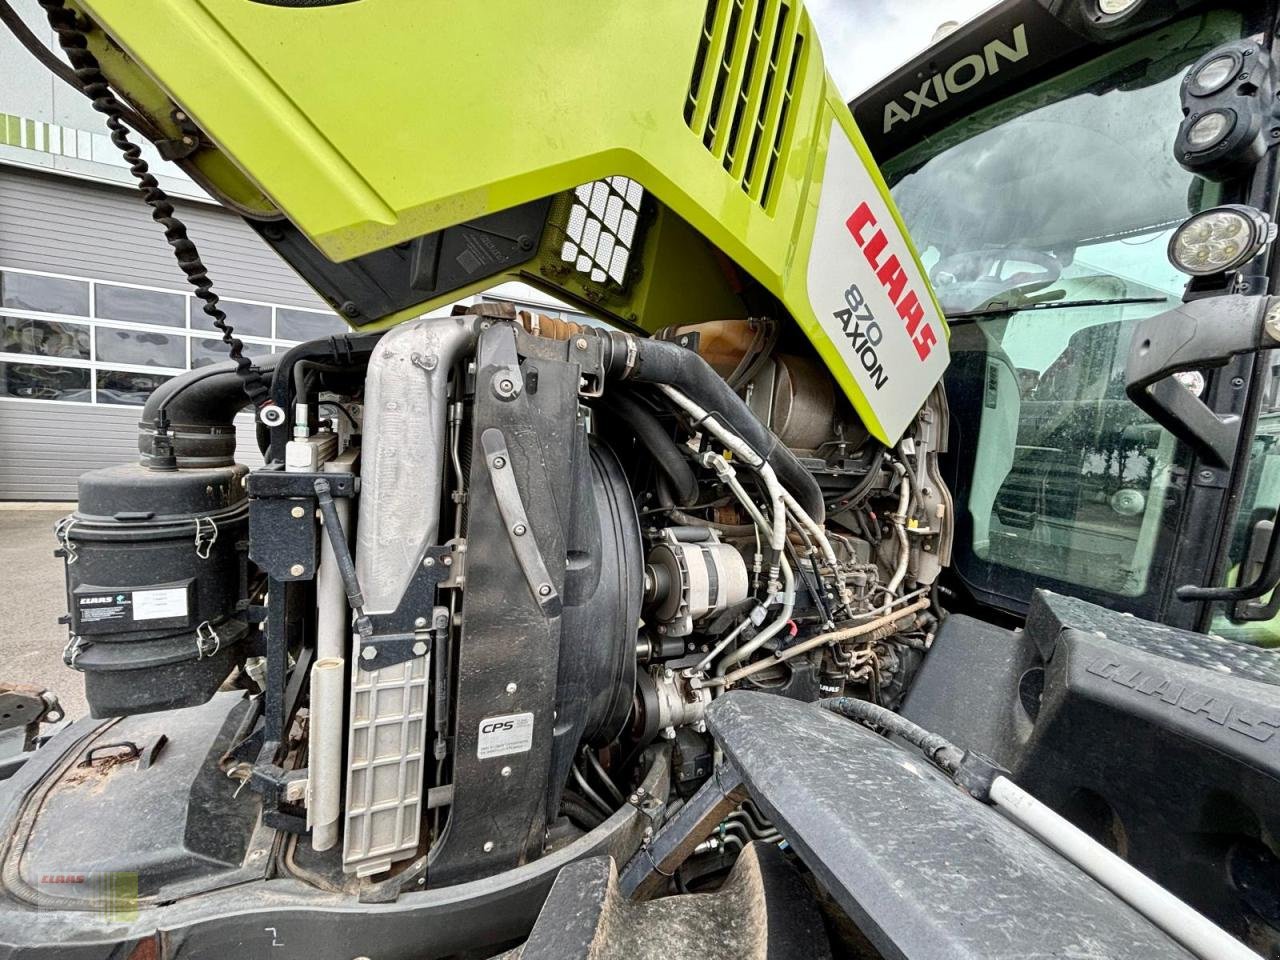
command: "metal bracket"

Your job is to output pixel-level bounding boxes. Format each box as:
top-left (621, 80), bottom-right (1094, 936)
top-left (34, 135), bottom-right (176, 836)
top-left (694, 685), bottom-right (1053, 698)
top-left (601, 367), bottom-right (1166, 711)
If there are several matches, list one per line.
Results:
top-left (1125, 294), bottom-right (1275, 468)
top-left (618, 761), bottom-right (746, 900)
top-left (360, 546), bottom-right (452, 671)
top-left (510, 322), bottom-right (607, 397)
top-left (481, 427), bottom-right (561, 616)
top-left (154, 108), bottom-right (202, 161)
top-left (247, 468), bottom-right (357, 499)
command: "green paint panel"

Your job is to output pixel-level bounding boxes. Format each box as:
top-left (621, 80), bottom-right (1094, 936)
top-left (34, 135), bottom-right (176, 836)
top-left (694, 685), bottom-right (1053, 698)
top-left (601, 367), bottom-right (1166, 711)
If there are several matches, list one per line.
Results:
top-left (75, 0), bottom-right (946, 443)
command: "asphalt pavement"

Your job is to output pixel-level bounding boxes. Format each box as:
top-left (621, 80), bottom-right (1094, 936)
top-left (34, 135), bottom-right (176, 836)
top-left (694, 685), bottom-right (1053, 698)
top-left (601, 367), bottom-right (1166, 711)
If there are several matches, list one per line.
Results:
top-left (0, 504), bottom-right (87, 719)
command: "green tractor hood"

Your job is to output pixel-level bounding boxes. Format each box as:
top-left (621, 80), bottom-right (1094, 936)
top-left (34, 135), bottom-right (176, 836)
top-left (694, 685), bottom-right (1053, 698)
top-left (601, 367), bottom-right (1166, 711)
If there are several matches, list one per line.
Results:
top-left (65, 0), bottom-right (947, 443)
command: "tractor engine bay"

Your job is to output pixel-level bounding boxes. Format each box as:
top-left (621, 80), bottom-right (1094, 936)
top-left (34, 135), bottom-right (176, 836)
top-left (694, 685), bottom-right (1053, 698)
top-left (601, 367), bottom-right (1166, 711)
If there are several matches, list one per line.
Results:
top-left (29, 301), bottom-right (951, 897)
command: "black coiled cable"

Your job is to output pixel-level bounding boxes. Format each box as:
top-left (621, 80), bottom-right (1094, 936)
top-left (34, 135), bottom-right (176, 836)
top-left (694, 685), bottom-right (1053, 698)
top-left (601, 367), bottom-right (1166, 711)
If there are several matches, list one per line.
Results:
top-left (38, 0), bottom-right (270, 408)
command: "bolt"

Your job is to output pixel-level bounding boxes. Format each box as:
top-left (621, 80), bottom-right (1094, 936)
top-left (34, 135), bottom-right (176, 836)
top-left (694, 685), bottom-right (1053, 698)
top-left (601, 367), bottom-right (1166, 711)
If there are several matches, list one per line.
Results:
top-left (501, 766), bottom-right (512, 777)
top-left (442, 556), bottom-right (453, 566)
top-left (513, 523), bottom-right (527, 536)
top-left (413, 641), bottom-right (428, 656)
top-left (289, 563), bottom-right (305, 576)
top-left (506, 681), bottom-right (518, 694)
top-left (483, 841), bottom-right (495, 853)
top-left (499, 378), bottom-right (515, 393)
top-left (538, 583), bottom-right (552, 597)
top-left (290, 505), bottom-right (305, 519)
top-left (340, 301), bottom-right (361, 318)
top-left (574, 337), bottom-right (588, 350)
top-left (493, 456), bottom-right (507, 470)
top-left (1199, 469), bottom-right (1215, 482)
top-left (415, 617), bottom-right (427, 628)
top-left (361, 647), bottom-right (376, 661)
top-left (424, 556), bottom-right (436, 567)
top-left (1233, 376), bottom-right (1246, 388)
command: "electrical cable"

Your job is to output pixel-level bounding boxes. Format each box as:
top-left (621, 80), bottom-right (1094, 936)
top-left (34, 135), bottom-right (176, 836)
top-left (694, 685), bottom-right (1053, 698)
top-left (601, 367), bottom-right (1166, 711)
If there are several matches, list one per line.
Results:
top-left (38, 0), bottom-right (269, 408)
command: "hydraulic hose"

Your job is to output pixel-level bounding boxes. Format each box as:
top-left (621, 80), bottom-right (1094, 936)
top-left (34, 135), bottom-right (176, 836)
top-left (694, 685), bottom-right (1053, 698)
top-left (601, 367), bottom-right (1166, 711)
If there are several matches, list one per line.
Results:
top-left (816, 698), bottom-right (1264, 960)
top-left (514, 316), bottom-right (825, 522)
top-left (818, 696), bottom-right (962, 771)
top-left (609, 391), bottom-right (699, 507)
top-left (627, 337), bottom-right (825, 523)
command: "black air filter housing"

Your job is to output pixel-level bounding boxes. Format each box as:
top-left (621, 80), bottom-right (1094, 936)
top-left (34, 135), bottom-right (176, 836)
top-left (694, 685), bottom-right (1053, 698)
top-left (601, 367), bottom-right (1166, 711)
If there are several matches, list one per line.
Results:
top-left (58, 463), bottom-right (251, 717)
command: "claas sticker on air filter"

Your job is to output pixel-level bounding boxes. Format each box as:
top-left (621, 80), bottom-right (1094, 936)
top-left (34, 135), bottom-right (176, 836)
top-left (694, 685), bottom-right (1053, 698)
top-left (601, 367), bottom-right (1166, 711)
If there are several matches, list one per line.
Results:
top-left (806, 119), bottom-right (949, 442)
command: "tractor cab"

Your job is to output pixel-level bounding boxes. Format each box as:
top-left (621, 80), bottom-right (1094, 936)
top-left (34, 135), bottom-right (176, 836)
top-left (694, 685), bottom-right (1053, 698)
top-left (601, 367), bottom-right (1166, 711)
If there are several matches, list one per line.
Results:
top-left (854, 0), bottom-right (1280, 645)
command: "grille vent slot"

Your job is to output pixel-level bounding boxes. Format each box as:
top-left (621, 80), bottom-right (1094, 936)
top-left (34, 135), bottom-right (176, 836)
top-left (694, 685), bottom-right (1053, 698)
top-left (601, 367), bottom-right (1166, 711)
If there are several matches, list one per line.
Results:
top-left (684, 0), bottom-right (806, 211)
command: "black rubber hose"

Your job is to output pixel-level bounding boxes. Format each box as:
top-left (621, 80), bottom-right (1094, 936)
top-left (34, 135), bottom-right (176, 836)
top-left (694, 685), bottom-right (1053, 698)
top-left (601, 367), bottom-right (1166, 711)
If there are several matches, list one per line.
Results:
top-left (618, 336), bottom-right (825, 524)
top-left (139, 353), bottom-right (280, 469)
top-left (609, 392), bottom-right (699, 507)
top-left (817, 697), bottom-right (963, 773)
top-left (266, 332), bottom-right (383, 461)
top-left (560, 792), bottom-right (606, 830)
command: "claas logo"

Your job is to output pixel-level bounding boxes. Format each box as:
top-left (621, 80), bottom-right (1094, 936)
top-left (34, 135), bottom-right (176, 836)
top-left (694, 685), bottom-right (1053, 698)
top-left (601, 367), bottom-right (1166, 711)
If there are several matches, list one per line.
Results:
top-left (845, 202), bottom-right (937, 362)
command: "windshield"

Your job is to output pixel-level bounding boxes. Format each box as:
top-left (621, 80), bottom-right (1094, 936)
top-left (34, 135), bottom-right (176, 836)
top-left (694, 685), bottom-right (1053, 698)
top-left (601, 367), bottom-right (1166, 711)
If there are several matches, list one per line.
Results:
top-left (878, 12), bottom-right (1245, 613)
top-left (883, 14), bottom-right (1238, 317)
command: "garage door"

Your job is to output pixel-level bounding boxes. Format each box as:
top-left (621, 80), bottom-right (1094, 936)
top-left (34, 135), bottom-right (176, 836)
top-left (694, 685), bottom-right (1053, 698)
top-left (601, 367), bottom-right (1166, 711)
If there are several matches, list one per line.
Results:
top-left (0, 166), bottom-right (343, 500)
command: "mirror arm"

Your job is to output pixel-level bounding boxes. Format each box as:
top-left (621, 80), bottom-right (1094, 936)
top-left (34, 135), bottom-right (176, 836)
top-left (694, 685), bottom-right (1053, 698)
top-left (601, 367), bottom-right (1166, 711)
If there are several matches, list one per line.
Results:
top-left (1124, 294), bottom-right (1275, 469)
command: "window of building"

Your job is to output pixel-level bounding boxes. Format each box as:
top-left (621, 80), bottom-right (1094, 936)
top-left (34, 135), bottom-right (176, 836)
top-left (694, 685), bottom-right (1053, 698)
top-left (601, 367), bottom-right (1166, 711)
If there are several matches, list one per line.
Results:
top-left (95, 326), bottom-right (186, 368)
top-left (0, 270), bottom-right (90, 317)
top-left (216, 299), bottom-right (273, 338)
top-left (190, 336), bottom-right (272, 369)
top-left (0, 265), bottom-right (334, 406)
top-left (95, 369), bottom-right (172, 406)
top-left (1, 315), bottom-right (89, 360)
top-left (95, 283), bottom-right (187, 327)
top-left (0, 360), bottom-right (91, 402)
top-left (276, 307), bottom-right (346, 342)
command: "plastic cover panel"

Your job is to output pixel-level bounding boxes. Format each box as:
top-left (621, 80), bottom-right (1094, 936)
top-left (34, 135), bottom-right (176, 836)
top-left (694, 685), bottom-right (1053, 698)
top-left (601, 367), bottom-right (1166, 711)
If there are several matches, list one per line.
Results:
top-left (342, 651), bottom-right (430, 876)
top-left (707, 692), bottom-right (1194, 959)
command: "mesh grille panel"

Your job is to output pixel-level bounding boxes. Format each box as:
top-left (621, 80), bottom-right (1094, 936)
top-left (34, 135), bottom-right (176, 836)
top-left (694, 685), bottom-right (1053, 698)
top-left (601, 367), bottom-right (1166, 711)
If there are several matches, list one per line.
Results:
top-left (558, 176), bottom-right (644, 286)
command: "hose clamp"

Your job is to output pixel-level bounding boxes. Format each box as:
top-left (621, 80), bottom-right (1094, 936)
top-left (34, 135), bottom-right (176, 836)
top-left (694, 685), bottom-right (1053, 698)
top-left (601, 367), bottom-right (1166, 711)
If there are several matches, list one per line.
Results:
top-left (620, 334), bottom-right (639, 380)
top-left (62, 633), bottom-right (84, 668)
top-left (194, 516), bottom-right (218, 560)
top-left (54, 516), bottom-right (79, 565)
top-left (195, 620), bottom-right (221, 660)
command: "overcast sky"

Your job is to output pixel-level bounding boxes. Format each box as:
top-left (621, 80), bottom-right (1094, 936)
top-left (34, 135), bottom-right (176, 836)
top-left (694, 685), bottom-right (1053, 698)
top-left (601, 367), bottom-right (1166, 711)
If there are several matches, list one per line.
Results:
top-left (806, 0), bottom-right (999, 98)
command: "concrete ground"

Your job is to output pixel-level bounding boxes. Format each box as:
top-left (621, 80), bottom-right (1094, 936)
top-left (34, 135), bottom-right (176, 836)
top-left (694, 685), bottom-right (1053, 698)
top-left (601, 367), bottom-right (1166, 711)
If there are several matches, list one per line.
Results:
top-left (0, 504), bottom-right (87, 719)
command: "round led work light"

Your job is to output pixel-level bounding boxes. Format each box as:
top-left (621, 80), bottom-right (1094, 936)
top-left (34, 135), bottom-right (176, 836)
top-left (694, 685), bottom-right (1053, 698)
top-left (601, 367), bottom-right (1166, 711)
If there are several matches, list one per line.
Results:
top-left (1185, 110), bottom-right (1235, 150)
top-left (1188, 52), bottom-right (1241, 97)
top-left (1097, 0), bottom-right (1141, 15)
top-left (1168, 205), bottom-right (1274, 276)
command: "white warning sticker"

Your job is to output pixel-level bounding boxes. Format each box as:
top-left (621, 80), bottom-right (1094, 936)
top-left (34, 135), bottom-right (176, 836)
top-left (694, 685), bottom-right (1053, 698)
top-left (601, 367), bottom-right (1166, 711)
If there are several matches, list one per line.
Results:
top-left (806, 119), bottom-right (949, 442)
top-left (477, 712), bottom-right (534, 760)
top-left (132, 587), bottom-right (188, 621)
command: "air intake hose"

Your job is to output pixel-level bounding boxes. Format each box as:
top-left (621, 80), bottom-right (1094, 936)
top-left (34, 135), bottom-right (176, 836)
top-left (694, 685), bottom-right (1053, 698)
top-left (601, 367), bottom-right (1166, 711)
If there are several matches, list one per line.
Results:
top-left (514, 315), bottom-right (825, 522)
top-left (139, 354), bottom-right (280, 470)
top-left (615, 334), bottom-right (825, 524)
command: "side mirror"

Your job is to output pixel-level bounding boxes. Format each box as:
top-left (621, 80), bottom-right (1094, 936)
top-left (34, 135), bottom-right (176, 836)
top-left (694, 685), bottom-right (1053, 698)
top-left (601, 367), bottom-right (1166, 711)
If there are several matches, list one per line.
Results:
top-left (1124, 293), bottom-right (1276, 469)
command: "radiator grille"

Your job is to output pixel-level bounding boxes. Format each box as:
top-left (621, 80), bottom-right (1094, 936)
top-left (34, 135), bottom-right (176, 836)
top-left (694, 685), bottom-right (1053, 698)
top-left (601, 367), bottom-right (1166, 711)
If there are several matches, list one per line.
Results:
top-left (684, 0), bottom-right (806, 210)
